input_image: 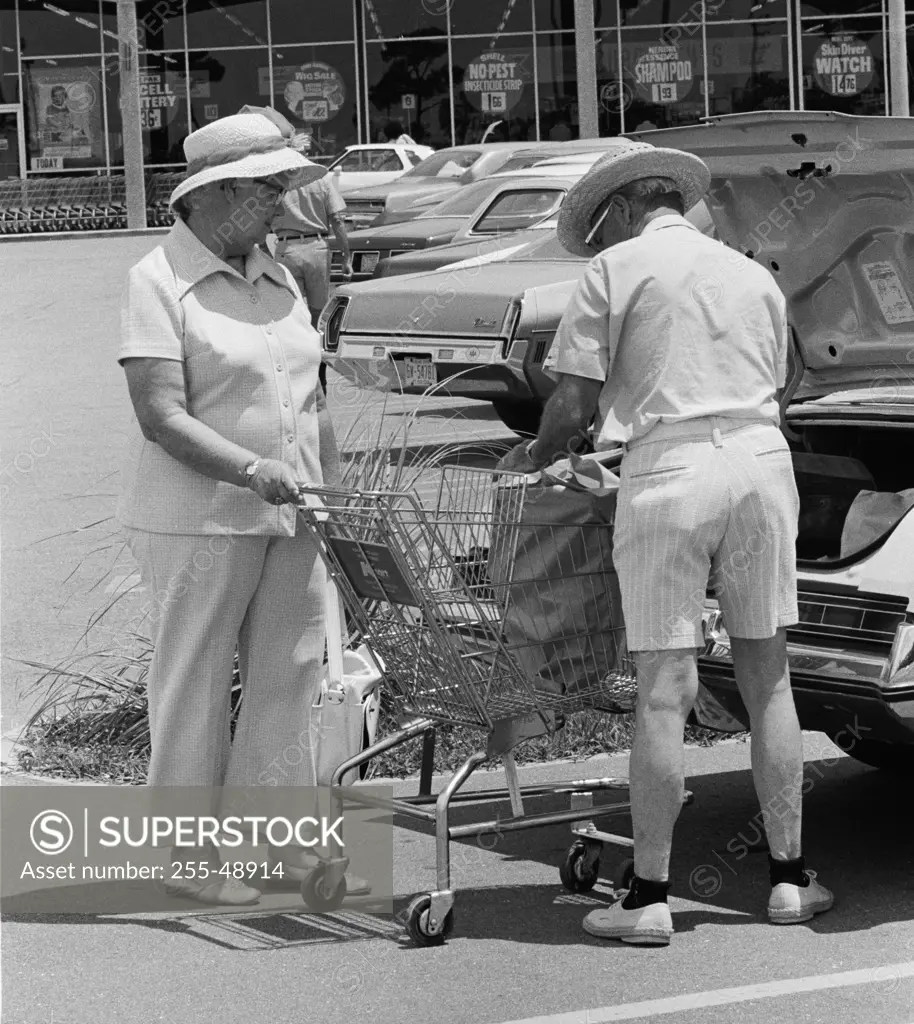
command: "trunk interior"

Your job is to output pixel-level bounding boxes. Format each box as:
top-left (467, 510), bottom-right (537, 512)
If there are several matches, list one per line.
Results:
top-left (790, 422), bottom-right (914, 561)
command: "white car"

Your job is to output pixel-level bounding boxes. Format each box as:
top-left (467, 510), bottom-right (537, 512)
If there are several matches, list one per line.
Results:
top-left (327, 144), bottom-right (435, 193)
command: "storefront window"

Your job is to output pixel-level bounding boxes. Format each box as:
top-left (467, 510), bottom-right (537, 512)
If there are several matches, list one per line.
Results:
top-left (801, 1), bottom-right (884, 15)
top-left (617, 1), bottom-right (704, 28)
top-left (270, 44), bottom-right (359, 155)
top-left (109, 51), bottom-right (190, 166)
top-left (362, 0), bottom-right (448, 41)
top-left (707, 0), bottom-right (787, 19)
top-left (451, 36), bottom-right (536, 144)
top-left (608, 25), bottom-right (705, 130)
top-left (182, 47), bottom-right (267, 134)
top-left (365, 38), bottom-right (451, 147)
top-left (22, 56), bottom-right (107, 171)
top-left (134, 0), bottom-right (186, 52)
top-left (1, 1), bottom-right (18, 95)
top-left (534, 0), bottom-right (575, 32)
top-left (538, 34), bottom-right (578, 140)
top-left (801, 16), bottom-right (886, 115)
top-left (269, 0), bottom-right (355, 44)
top-left (18, 0), bottom-right (104, 57)
top-left (186, 0), bottom-right (268, 49)
top-left (448, 0), bottom-right (532, 37)
top-left (706, 21), bottom-right (790, 115)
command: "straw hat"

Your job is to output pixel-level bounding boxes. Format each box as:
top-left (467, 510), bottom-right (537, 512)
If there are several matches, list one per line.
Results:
top-left (169, 112), bottom-right (327, 208)
top-left (556, 139), bottom-right (711, 258)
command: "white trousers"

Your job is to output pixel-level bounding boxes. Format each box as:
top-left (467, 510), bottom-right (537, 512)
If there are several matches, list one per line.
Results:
top-left (124, 527), bottom-right (326, 789)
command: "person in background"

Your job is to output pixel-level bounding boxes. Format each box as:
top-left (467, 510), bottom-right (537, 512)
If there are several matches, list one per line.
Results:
top-left (383, 119), bottom-right (417, 145)
top-left (270, 131), bottom-right (352, 393)
top-left (117, 111), bottom-right (366, 905)
top-left (498, 140), bottom-right (833, 945)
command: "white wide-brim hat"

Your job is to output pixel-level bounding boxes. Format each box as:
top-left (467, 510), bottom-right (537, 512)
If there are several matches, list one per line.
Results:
top-left (557, 139), bottom-right (711, 258)
top-left (169, 112), bottom-right (327, 208)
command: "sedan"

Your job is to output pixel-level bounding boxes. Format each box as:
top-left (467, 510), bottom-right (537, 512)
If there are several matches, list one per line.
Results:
top-left (331, 168), bottom-right (588, 282)
top-left (326, 143), bottom-right (434, 192)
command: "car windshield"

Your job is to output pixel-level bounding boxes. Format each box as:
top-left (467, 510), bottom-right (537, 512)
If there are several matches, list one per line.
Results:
top-left (419, 178), bottom-right (507, 218)
top-left (496, 151), bottom-right (559, 173)
top-left (402, 150), bottom-right (481, 179)
top-left (504, 231), bottom-right (585, 262)
top-left (472, 189), bottom-right (565, 234)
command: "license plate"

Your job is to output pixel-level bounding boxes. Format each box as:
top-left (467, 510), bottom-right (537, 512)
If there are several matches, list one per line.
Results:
top-left (402, 357), bottom-right (436, 389)
top-left (357, 251), bottom-right (380, 274)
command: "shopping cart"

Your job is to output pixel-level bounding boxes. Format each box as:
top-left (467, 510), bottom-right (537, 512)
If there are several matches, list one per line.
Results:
top-left (296, 466), bottom-right (692, 944)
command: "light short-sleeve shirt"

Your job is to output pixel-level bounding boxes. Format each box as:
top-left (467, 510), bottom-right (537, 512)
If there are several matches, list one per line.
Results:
top-left (544, 214), bottom-right (789, 448)
top-left (117, 218), bottom-right (324, 536)
top-left (271, 176), bottom-right (346, 235)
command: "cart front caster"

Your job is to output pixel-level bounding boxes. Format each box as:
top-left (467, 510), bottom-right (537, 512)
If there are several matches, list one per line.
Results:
top-left (300, 864), bottom-right (347, 912)
top-left (560, 839), bottom-right (602, 893)
top-left (405, 893), bottom-right (454, 947)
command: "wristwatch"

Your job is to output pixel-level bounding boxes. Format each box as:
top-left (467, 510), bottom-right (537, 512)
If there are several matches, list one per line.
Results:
top-left (243, 459), bottom-right (261, 488)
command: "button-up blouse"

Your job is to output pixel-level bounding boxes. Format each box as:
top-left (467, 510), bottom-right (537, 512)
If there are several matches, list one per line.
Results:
top-left (117, 218), bottom-right (324, 536)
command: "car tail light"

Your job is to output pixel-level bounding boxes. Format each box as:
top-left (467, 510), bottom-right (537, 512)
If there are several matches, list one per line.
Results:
top-left (320, 296), bottom-right (350, 353)
top-left (499, 299), bottom-right (523, 360)
top-left (887, 622), bottom-right (914, 689)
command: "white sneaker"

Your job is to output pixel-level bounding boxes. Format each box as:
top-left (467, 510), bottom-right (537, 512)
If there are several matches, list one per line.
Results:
top-left (768, 870), bottom-right (834, 924)
top-left (583, 895), bottom-right (673, 946)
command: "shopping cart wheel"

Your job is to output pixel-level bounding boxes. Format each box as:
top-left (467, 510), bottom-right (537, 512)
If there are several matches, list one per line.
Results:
top-left (405, 893), bottom-right (454, 947)
top-left (300, 864), bottom-right (347, 912)
top-left (613, 858), bottom-right (636, 891)
top-left (560, 839), bottom-right (601, 893)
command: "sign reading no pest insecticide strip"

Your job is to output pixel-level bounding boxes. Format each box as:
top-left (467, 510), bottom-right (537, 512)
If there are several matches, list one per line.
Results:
top-left (463, 50), bottom-right (531, 114)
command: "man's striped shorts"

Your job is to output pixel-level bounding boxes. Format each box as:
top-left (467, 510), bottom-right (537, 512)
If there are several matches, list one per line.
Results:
top-left (613, 416), bottom-right (800, 652)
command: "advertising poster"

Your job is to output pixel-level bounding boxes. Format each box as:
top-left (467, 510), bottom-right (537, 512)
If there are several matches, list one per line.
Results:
top-left (463, 50), bottom-right (532, 114)
top-left (813, 35), bottom-right (875, 97)
top-left (138, 70), bottom-right (182, 131)
top-left (28, 66), bottom-right (103, 169)
top-left (633, 44), bottom-right (694, 104)
top-left (269, 63), bottom-right (346, 123)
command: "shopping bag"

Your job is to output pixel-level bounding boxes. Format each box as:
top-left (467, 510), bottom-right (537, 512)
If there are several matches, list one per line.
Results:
top-left (488, 452), bottom-right (635, 709)
top-left (311, 581), bottom-right (383, 786)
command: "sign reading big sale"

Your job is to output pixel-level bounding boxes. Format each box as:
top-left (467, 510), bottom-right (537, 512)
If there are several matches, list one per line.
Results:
top-left (463, 51), bottom-right (529, 113)
top-left (813, 35), bottom-right (875, 97)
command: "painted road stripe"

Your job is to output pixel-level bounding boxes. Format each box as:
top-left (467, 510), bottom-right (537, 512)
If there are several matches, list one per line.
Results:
top-left (498, 962), bottom-right (914, 1024)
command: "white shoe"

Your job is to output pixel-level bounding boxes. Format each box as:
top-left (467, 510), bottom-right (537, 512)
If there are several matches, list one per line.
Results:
top-left (768, 870), bottom-right (834, 924)
top-left (583, 895), bottom-right (673, 946)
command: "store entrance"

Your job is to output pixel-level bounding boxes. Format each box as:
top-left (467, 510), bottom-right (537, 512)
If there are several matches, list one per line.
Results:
top-left (0, 106), bottom-right (24, 179)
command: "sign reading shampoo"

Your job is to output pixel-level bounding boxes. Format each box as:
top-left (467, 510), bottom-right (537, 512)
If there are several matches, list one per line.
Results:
top-left (634, 44), bottom-right (694, 104)
top-left (813, 35), bottom-right (875, 97)
top-left (463, 50), bottom-right (531, 114)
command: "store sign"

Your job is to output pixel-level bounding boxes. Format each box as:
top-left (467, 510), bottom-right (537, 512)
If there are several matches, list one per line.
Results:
top-left (634, 44), bottom-right (694, 104)
top-left (271, 63), bottom-right (346, 124)
top-left (139, 70), bottom-right (182, 130)
top-left (813, 35), bottom-right (875, 97)
top-left (463, 50), bottom-right (531, 113)
top-left (28, 66), bottom-right (102, 164)
top-left (601, 35), bottom-right (782, 81)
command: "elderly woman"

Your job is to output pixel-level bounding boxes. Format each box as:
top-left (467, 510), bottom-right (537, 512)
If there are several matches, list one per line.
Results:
top-left (117, 111), bottom-right (358, 906)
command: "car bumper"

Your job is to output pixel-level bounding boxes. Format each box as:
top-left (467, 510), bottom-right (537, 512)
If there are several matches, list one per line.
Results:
top-left (324, 336), bottom-right (537, 402)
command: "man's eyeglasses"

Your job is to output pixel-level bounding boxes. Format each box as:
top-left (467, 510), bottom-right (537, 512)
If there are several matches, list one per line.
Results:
top-left (585, 196), bottom-right (614, 247)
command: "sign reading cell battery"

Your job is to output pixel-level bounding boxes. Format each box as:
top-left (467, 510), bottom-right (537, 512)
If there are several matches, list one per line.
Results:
top-left (634, 45), bottom-right (694, 104)
top-left (813, 35), bottom-right (875, 96)
top-left (463, 51), bottom-right (529, 113)
top-left (139, 70), bottom-right (181, 130)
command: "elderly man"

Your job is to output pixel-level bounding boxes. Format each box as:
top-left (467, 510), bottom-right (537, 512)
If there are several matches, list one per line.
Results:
top-left (498, 140), bottom-right (833, 944)
top-left (270, 133), bottom-right (352, 392)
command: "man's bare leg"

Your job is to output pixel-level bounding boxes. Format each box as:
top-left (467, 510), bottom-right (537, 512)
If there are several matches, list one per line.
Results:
top-left (629, 648), bottom-right (700, 881)
top-left (729, 628), bottom-right (801, 860)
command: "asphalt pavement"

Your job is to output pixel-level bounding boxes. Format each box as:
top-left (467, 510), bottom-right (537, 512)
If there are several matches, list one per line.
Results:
top-left (2, 234), bottom-right (913, 1024)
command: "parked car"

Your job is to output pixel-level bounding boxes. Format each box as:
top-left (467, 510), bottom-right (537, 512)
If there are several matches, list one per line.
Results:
top-left (340, 142), bottom-right (556, 230)
top-left (326, 143), bottom-right (434, 192)
top-left (330, 166), bottom-right (592, 282)
top-left (323, 110), bottom-right (914, 770)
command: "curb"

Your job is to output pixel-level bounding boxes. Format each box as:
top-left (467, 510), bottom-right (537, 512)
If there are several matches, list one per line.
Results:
top-left (0, 227), bottom-right (170, 244)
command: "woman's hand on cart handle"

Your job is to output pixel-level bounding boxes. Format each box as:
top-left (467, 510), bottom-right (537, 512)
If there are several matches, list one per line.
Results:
top-left (495, 440), bottom-right (542, 475)
top-left (246, 458), bottom-right (302, 506)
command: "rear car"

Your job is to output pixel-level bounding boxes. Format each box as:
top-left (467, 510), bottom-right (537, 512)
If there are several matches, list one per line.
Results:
top-left (326, 143), bottom-right (433, 192)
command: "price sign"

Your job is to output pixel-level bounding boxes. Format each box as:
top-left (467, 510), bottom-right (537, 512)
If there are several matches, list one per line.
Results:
top-left (633, 44), bottom-right (694, 104)
top-left (463, 50), bottom-right (530, 112)
top-left (813, 35), bottom-right (875, 97)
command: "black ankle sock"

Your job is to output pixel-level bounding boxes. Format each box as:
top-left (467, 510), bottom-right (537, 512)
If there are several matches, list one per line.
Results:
top-left (622, 875), bottom-right (670, 909)
top-left (769, 854), bottom-right (808, 887)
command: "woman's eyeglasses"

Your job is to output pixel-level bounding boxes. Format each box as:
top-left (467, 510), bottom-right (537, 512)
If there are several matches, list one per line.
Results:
top-left (252, 179), bottom-right (287, 207)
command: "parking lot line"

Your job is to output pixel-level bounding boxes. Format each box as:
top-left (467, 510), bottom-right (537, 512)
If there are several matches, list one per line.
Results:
top-left (497, 962), bottom-right (914, 1024)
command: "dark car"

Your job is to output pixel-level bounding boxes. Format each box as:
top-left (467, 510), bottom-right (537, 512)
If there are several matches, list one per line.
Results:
top-left (340, 142), bottom-right (556, 230)
top-left (331, 169), bottom-right (586, 282)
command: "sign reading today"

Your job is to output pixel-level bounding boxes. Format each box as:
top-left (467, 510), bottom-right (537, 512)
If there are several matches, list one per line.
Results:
top-left (463, 50), bottom-right (530, 113)
top-left (634, 44), bottom-right (694, 104)
top-left (813, 35), bottom-right (875, 97)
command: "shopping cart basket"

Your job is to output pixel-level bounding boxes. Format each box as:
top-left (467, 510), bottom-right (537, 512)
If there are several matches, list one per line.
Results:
top-left (296, 466), bottom-right (692, 944)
